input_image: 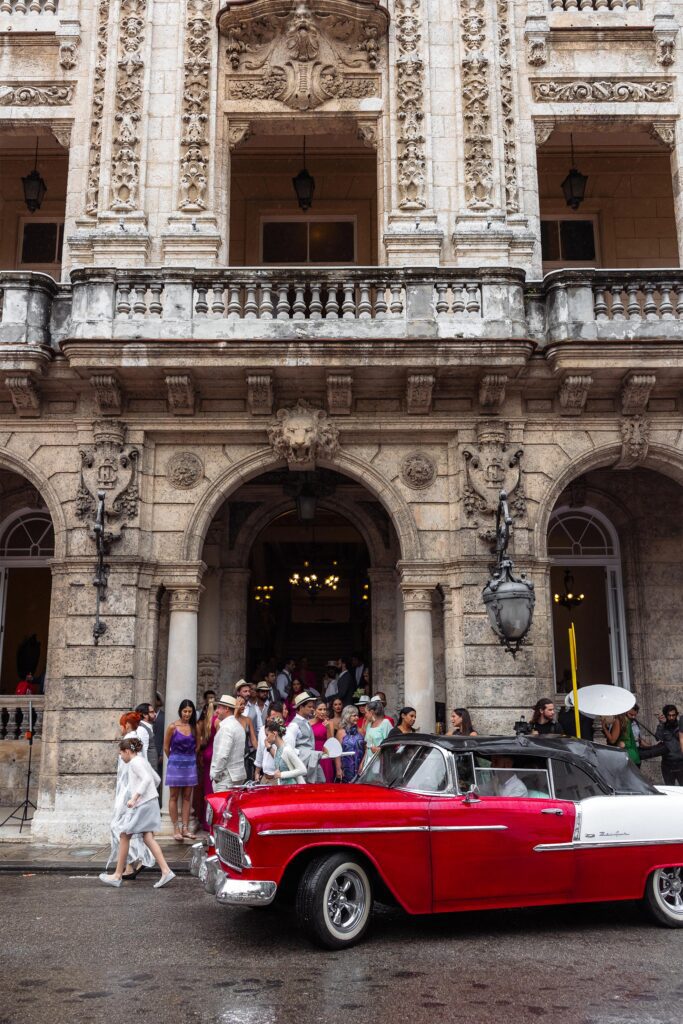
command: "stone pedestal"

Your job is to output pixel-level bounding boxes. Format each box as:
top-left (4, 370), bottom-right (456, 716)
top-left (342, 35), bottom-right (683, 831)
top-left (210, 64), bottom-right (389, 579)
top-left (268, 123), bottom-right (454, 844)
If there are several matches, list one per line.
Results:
top-left (402, 585), bottom-right (436, 732)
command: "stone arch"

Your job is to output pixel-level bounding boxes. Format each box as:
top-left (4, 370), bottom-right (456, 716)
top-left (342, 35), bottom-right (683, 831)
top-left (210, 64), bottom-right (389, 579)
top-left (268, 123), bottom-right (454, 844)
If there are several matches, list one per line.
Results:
top-left (183, 447), bottom-right (421, 563)
top-left (534, 441), bottom-right (683, 558)
top-left (0, 449), bottom-right (67, 561)
top-left (225, 493), bottom-right (394, 571)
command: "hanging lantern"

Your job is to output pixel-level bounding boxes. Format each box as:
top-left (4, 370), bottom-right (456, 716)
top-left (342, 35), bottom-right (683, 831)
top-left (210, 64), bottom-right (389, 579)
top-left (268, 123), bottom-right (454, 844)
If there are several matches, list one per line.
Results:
top-left (561, 134), bottom-right (588, 212)
top-left (22, 139), bottom-right (47, 214)
top-left (292, 136), bottom-right (315, 211)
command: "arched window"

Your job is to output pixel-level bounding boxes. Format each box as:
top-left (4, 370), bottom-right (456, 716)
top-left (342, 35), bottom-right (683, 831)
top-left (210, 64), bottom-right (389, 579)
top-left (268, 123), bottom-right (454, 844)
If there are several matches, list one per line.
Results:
top-left (548, 506), bottom-right (629, 691)
top-left (0, 512), bottom-right (54, 560)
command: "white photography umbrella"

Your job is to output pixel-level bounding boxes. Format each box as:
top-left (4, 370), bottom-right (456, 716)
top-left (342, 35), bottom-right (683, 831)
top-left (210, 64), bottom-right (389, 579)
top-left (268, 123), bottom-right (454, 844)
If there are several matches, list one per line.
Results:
top-left (565, 684), bottom-right (635, 719)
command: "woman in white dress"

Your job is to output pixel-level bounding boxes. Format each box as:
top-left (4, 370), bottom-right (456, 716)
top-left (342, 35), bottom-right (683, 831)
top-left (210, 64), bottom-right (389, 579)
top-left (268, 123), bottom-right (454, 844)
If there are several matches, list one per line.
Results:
top-left (100, 737), bottom-right (175, 888)
top-left (107, 712), bottom-right (156, 878)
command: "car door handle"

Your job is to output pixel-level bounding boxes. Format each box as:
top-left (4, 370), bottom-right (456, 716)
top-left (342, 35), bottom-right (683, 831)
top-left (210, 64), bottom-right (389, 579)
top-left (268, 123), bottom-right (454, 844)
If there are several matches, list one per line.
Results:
top-left (541, 808), bottom-right (564, 815)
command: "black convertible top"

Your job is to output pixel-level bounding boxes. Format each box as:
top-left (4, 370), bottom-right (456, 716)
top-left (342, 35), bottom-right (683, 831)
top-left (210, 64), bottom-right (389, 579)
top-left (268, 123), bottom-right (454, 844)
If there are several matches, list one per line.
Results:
top-left (380, 733), bottom-right (658, 796)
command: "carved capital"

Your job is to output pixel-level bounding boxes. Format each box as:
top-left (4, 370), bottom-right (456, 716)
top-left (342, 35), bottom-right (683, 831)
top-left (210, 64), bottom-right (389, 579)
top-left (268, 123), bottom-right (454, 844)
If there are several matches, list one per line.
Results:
top-left (357, 118), bottom-right (378, 150)
top-left (615, 416), bottom-right (650, 470)
top-left (621, 373), bottom-right (655, 416)
top-left (401, 585), bottom-right (433, 613)
top-left (479, 373), bottom-right (508, 413)
top-left (406, 373), bottom-right (435, 415)
top-left (228, 120), bottom-right (253, 151)
top-left (6, 376), bottom-right (40, 418)
top-left (649, 121), bottom-right (676, 151)
top-left (327, 373), bottom-right (353, 416)
top-left (165, 374), bottom-right (196, 415)
top-left (559, 375), bottom-right (592, 416)
top-left (534, 119), bottom-right (555, 147)
top-left (91, 374), bottom-right (122, 416)
top-left (268, 399), bottom-right (340, 470)
top-left (247, 373), bottom-right (274, 415)
top-left (169, 587), bottom-right (202, 614)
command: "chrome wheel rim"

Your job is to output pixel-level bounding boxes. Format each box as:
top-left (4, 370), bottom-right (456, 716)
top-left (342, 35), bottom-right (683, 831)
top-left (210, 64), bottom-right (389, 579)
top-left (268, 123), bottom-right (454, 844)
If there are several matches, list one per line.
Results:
top-left (656, 867), bottom-right (683, 917)
top-left (325, 868), bottom-right (367, 934)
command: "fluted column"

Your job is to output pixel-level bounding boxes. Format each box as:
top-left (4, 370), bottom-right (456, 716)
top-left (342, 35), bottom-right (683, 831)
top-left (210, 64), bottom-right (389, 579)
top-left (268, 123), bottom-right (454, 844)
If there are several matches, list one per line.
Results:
top-left (402, 584), bottom-right (435, 732)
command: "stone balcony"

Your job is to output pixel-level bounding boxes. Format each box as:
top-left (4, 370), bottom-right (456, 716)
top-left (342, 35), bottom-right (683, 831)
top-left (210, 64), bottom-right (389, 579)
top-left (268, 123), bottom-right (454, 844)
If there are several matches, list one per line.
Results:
top-left (3, 267), bottom-right (683, 373)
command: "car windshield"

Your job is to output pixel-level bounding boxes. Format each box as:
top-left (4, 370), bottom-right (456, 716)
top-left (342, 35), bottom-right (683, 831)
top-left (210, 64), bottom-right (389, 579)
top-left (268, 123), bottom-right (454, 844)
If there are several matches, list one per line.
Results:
top-left (356, 742), bottom-right (450, 793)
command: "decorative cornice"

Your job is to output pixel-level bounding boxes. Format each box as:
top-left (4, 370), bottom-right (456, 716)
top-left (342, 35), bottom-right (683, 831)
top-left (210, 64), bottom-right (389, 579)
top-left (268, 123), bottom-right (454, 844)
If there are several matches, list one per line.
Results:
top-left (0, 85), bottom-right (74, 106)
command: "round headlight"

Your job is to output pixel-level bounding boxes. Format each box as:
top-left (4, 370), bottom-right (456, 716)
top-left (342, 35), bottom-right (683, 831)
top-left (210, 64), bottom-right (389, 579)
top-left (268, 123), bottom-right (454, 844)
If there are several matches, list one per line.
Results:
top-left (238, 810), bottom-right (251, 843)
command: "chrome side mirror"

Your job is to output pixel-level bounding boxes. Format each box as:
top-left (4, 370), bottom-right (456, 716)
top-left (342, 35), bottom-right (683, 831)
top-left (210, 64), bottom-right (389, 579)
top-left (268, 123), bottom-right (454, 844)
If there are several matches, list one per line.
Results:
top-left (463, 784), bottom-right (480, 805)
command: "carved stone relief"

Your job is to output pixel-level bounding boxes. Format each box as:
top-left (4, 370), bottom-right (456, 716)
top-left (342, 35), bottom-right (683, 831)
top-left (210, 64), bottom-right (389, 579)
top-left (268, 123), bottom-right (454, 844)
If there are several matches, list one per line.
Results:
top-left (327, 373), bottom-right (353, 415)
top-left (395, 0), bottom-right (426, 210)
top-left (479, 373), bottom-right (507, 413)
top-left (400, 451), bottom-right (436, 490)
top-left (198, 655), bottom-right (220, 697)
top-left (0, 86), bottom-right (74, 106)
top-left (460, 0), bottom-right (493, 210)
top-left (268, 399), bottom-right (340, 470)
top-left (228, 120), bottom-right (253, 151)
top-left (406, 373), bottom-right (435, 415)
top-left (653, 10), bottom-right (678, 67)
top-left (167, 451), bottom-right (205, 489)
top-left (5, 376), bottom-right (41, 418)
top-left (649, 122), bottom-right (676, 151)
top-left (534, 119), bottom-right (555, 147)
top-left (91, 374), bottom-right (122, 416)
top-left (463, 422), bottom-right (525, 539)
top-left (247, 373), bottom-right (274, 415)
top-left (621, 373), bottom-right (655, 416)
top-left (496, 0), bottom-right (519, 214)
top-left (615, 416), bottom-right (651, 470)
top-left (531, 80), bottom-right (673, 103)
top-left (218, 0), bottom-right (387, 111)
top-left (559, 374), bottom-right (592, 416)
top-left (59, 40), bottom-right (80, 71)
top-left (178, 0), bottom-right (212, 212)
top-left (165, 374), bottom-right (196, 415)
top-left (76, 420), bottom-right (140, 544)
top-left (109, 0), bottom-right (147, 213)
top-left (85, 0), bottom-right (110, 216)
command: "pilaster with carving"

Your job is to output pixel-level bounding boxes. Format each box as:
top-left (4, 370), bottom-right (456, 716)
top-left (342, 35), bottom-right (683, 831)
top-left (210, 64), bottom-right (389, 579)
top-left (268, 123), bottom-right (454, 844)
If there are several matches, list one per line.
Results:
top-left (496, 0), bottom-right (519, 215)
top-left (178, 0), bottom-right (212, 213)
top-left (394, 0), bottom-right (426, 211)
top-left (459, 0), bottom-right (493, 212)
top-left (85, 0), bottom-right (111, 216)
top-left (109, 0), bottom-right (147, 214)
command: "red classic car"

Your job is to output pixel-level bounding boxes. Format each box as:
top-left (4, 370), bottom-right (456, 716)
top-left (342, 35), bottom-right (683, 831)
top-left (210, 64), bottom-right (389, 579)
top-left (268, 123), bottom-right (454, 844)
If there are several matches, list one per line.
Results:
top-left (191, 735), bottom-right (683, 948)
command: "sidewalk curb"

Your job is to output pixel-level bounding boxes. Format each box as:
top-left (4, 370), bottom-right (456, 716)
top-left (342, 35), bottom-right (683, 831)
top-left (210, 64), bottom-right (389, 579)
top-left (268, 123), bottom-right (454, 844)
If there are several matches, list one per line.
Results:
top-left (0, 864), bottom-right (191, 875)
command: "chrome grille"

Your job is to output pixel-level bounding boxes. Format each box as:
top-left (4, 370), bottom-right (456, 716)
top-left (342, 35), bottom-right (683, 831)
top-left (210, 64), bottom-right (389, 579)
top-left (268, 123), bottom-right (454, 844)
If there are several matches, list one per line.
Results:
top-left (215, 826), bottom-right (244, 872)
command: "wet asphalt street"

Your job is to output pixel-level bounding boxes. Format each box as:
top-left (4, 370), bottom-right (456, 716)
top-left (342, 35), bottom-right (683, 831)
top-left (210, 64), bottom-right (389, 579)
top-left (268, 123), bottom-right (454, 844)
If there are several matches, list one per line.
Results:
top-left (1, 873), bottom-right (682, 1024)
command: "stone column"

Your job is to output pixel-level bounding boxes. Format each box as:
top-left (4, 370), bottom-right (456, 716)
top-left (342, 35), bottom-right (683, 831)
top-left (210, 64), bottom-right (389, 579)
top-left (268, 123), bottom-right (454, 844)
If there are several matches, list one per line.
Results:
top-left (162, 586), bottom-right (201, 811)
top-left (197, 569), bottom-right (220, 703)
top-left (368, 568), bottom-right (398, 708)
top-left (402, 584), bottom-right (436, 732)
top-left (219, 569), bottom-right (251, 689)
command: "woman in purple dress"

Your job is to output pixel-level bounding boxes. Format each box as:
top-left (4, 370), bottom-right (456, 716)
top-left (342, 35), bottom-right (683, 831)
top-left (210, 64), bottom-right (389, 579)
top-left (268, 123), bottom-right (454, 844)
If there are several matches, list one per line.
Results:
top-left (311, 700), bottom-right (334, 783)
top-left (336, 705), bottom-right (366, 783)
top-left (163, 699), bottom-right (199, 841)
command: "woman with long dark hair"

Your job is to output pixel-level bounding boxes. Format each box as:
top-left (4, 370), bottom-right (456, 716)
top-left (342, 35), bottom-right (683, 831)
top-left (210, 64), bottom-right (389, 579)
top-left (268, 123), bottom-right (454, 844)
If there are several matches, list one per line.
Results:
top-left (388, 707), bottom-right (417, 738)
top-left (164, 699), bottom-right (199, 841)
top-left (447, 707), bottom-right (478, 736)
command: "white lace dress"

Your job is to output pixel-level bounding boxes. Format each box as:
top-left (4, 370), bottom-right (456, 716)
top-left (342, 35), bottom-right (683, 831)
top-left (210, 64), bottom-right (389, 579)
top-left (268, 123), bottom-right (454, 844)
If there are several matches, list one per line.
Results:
top-left (106, 736), bottom-right (156, 869)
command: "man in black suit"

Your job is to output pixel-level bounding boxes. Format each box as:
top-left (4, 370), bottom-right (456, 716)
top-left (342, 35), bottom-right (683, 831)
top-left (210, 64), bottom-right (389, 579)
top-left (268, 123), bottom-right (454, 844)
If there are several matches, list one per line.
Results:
top-left (335, 656), bottom-right (355, 706)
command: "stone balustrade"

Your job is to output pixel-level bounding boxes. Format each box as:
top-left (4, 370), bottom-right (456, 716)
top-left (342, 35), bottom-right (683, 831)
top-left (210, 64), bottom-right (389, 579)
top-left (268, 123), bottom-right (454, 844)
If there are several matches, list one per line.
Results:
top-left (0, 696), bottom-right (43, 741)
top-left (0, 0), bottom-right (57, 11)
top-left (549, 0), bottom-right (641, 9)
top-left (6, 267), bottom-right (683, 349)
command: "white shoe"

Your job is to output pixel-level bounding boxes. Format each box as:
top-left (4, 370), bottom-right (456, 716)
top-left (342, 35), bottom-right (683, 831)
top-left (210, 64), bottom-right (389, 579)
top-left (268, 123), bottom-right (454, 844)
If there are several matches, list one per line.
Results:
top-left (99, 873), bottom-right (122, 888)
top-left (153, 871), bottom-right (176, 889)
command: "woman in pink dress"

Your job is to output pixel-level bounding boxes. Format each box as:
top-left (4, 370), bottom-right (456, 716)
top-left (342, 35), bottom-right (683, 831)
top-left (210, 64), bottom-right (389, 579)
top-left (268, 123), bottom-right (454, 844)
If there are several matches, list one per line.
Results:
top-left (311, 699), bottom-right (334, 783)
top-left (198, 704), bottom-right (218, 831)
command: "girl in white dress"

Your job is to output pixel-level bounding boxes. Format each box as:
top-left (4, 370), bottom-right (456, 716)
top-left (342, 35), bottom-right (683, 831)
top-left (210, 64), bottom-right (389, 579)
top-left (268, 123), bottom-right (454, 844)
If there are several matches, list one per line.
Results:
top-left (100, 737), bottom-right (175, 888)
top-left (107, 713), bottom-right (156, 876)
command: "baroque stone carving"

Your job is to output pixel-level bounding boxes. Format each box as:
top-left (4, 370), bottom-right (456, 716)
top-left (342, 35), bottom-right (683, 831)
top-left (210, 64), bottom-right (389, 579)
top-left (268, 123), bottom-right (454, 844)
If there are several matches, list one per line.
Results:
top-left (534, 119), bottom-right (555, 147)
top-left (169, 588), bottom-right (201, 613)
top-left (268, 399), bottom-right (340, 470)
top-left (218, 0), bottom-right (387, 112)
top-left (178, 0), bottom-right (212, 212)
top-left (76, 420), bottom-right (140, 544)
top-left (228, 120), bottom-right (253, 151)
top-left (327, 373), bottom-right (353, 415)
top-left (496, 0), bottom-right (519, 214)
top-left (247, 373), bottom-right (274, 415)
top-left (615, 416), bottom-right (650, 470)
top-left (165, 374), bottom-right (196, 415)
top-left (109, 0), bottom-right (147, 212)
top-left (0, 86), bottom-right (74, 107)
top-left (406, 373), bottom-right (435, 415)
top-left (559, 374), bottom-right (592, 416)
top-left (167, 451), bottom-right (204, 489)
top-left (463, 422), bottom-right (525, 539)
top-left (85, 0), bottom-right (110, 216)
top-left (460, 0), bottom-right (493, 210)
top-left (5, 376), bottom-right (40, 418)
top-left (395, 0), bottom-right (426, 210)
top-left (357, 118), bottom-right (378, 150)
top-left (91, 374), bottom-right (122, 416)
top-left (653, 10), bottom-right (678, 68)
top-left (479, 373), bottom-right (507, 413)
top-left (531, 80), bottom-right (673, 103)
top-left (59, 40), bottom-right (80, 71)
top-left (621, 373), bottom-right (655, 416)
top-left (401, 451), bottom-right (436, 490)
top-left (649, 122), bottom-right (676, 151)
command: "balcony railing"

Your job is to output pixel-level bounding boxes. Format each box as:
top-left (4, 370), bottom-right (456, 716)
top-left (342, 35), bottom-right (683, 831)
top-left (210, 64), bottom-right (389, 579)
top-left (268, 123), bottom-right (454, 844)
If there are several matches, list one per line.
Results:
top-left (549, 0), bottom-right (641, 10)
top-left (0, 0), bottom-right (57, 11)
top-left (0, 696), bottom-right (44, 741)
top-left (5, 267), bottom-right (683, 350)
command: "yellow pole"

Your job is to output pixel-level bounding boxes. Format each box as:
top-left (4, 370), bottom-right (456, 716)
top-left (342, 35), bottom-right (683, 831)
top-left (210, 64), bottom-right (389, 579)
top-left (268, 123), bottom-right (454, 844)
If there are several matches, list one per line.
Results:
top-left (568, 622), bottom-right (581, 738)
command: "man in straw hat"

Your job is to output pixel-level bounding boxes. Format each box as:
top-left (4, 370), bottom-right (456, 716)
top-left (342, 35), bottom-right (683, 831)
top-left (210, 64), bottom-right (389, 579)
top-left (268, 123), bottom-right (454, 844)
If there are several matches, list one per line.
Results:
top-left (210, 694), bottom-right (247, 790)
top-left (285, 691), bottom-right (324, 783)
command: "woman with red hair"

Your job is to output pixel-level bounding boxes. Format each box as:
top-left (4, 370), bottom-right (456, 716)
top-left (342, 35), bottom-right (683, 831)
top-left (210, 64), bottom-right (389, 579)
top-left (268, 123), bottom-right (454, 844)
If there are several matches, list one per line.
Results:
top-left (105, 711), bottom-right (156, 878)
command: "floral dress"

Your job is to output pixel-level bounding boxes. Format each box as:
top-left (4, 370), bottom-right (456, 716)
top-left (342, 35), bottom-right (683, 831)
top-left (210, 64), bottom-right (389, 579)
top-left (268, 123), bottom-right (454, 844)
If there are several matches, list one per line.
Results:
top-left (340, 725), bottom-right (365, 783)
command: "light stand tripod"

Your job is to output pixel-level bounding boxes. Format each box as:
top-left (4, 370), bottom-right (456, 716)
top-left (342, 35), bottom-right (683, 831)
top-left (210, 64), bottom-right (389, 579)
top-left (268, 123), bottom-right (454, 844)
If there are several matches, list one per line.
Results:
top-left (0, 699), bottom-right (37, 831)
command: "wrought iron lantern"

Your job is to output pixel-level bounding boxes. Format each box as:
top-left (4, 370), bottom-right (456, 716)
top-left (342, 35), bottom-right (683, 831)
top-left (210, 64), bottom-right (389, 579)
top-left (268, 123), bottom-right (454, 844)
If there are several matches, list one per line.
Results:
top-left (482, 491), bottom-right (535, 656)
top-left (292, 136), bottom-right (315, 211)
top-left (561, 134), bottom-right (588, 212)
top-left (22, 139), bottom-right (47, 214)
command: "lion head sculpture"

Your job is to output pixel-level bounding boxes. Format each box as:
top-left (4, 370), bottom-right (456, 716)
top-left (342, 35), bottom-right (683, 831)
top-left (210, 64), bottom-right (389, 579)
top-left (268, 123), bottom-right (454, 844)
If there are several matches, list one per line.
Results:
top-left (268, 399), bottom-right (339, 469)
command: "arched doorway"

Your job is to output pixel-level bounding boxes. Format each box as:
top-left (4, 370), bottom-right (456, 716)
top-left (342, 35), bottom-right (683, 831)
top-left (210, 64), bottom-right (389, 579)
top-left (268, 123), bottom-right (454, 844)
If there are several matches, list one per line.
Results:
top-left (198, 467), bottom-right (401, 703)
top-left (548, 506), bottom-right (629, 693)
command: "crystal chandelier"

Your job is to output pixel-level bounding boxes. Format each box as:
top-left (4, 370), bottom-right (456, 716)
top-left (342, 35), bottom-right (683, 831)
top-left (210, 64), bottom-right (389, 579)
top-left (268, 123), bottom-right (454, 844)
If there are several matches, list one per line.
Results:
top-left (253, 584), bottom-right (275, 603)
top-left (289, 560), bottom-right (340, 600)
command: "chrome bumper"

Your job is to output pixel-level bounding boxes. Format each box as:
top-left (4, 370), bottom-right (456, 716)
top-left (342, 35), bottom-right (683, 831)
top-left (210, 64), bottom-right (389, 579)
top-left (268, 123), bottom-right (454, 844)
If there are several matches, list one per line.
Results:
top-left (215, 877), bottom-right (277, 907)
top-left (190, 840), bottom-right (207, 877)
top-left (192, 842), bottom-right (223, 896)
